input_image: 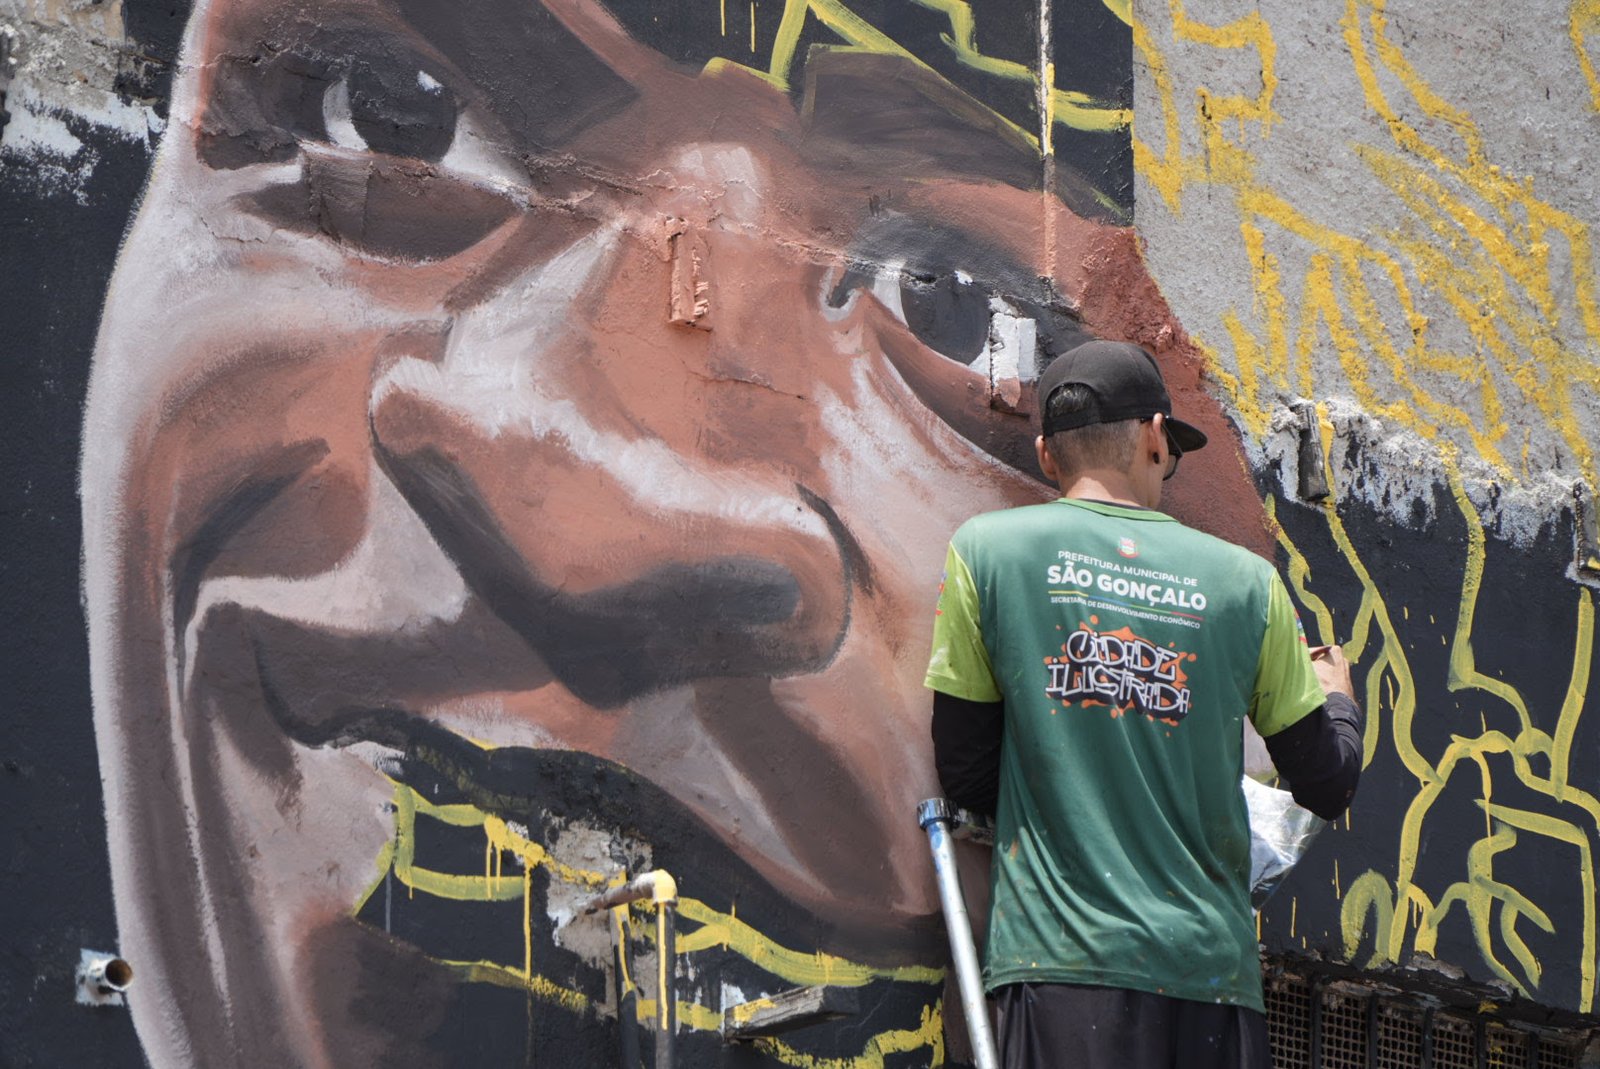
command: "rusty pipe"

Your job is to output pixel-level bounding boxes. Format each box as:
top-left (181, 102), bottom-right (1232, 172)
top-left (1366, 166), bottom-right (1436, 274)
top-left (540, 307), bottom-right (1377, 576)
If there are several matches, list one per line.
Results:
top-left (587, 871), bottom-right (678, 1069)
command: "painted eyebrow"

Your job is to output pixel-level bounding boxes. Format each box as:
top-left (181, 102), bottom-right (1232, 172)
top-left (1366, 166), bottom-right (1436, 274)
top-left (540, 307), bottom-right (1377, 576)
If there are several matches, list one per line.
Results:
top-left (386, 0), bottom-right (638, 153)
top-left (205, 0), bottom-right (639, 156)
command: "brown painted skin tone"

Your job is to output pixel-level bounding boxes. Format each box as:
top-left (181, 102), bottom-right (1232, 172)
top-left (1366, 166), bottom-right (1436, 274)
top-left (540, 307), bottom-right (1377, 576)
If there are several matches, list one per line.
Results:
top-left (83, 0), bottom-right (1272, 1063)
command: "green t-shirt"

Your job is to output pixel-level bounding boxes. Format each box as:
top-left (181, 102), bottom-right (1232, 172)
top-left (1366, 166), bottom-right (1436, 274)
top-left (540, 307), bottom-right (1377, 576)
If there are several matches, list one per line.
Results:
top-left (925, 498), bottom-right (1324, 1011)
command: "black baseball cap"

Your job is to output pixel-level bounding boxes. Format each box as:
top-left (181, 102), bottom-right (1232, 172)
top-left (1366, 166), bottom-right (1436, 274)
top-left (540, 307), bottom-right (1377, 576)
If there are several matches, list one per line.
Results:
top-left (1037, 340), bottom-right (1208, 452)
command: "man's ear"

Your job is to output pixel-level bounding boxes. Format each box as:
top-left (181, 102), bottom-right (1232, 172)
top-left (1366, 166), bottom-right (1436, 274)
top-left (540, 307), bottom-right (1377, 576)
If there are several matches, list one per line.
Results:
top-left (1147, 415), bottom-right (1166, 464)
top-left (1035, 435), bottom-right (1059, 482)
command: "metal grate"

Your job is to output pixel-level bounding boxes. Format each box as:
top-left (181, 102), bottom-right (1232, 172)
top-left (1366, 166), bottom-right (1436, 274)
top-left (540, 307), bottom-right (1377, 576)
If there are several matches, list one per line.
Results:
top-left (1432, 1013), bottom-right (1477, 1067)
top-left (1320, 987), bottom-right (1368, 1069)
top-left (1374, 1001), bottom-right (1424, 1069)
top-left (1485, 1020), bottom-right (1528, 1068)
top-left (1264, 973), bottom-right (1312, 1068)
top-left (1263, 972), bottom-right (1591, 1069)
top-left (1538, 1034), bottom-right (1583, 1069)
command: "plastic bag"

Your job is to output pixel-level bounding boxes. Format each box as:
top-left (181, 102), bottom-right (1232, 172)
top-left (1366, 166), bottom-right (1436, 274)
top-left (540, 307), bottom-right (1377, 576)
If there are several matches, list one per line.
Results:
top-left (1243, 775), bottom-right (1326, 911)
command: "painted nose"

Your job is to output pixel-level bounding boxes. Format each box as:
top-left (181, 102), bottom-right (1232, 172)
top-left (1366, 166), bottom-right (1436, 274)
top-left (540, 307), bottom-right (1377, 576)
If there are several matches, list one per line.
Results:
top-left (367, 352), bottom-right (854, 710)
top-left (375, 435), bottom-right (852, 706)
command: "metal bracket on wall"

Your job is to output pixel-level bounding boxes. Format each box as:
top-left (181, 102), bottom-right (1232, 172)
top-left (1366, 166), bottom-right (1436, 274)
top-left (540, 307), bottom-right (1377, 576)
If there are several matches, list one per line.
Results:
top-left (1293, 400), bottom-right (1331, 503)
top-left (722, 985), bottom-right (858, 1040)
top-left (0, 25), bottom-right (17, 140)
top-left (75, 949), bottom-right (133, 1007)
top-left (584, 871), bottom-right (679, 1069)
top-left (1571, 483), bottom-right (1600, 584)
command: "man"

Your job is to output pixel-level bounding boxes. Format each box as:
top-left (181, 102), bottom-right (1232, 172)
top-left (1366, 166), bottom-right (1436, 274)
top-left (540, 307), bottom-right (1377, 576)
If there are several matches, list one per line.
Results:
top-left (927, 339), bottom-right (1364, 1068)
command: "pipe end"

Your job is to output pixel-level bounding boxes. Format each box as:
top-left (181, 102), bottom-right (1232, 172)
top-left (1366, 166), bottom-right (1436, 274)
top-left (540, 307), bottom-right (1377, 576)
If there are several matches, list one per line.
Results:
top-left (76, 950), bottom-right (133, 1007)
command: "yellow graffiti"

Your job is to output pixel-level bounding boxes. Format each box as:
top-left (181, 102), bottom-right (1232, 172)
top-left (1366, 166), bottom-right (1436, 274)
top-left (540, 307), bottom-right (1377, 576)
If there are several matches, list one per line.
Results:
top-left (1312, 437), bottom-right (1597, 1008)
top-left (1571, 0), bottom-right (1600, 112)
top-left (352, 782), bottom-right (945, 1066)
top-left (1139, 0), bottom-right (1600, 489)
top-left (726, 994), bottom-right (778, 1027)
top-left (909, 0), bottom-right (1131, 133)
top-left (438, 958), bottom-right (591, 1013)
top-left (703, 0), bottom-right (1129, 155)
top-left (1133, 0), bottom-right (1279, 213)
top-left (1135, 0), bottom-right (1600, 1012)
top-left (748, 1002), bottom-right (946, 1069)
top-left (676, 897), bottom-right (943, 987)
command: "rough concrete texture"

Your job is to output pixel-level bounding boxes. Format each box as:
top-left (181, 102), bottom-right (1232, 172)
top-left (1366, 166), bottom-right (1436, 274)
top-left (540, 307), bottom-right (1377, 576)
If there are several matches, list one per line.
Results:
top-left (1135, 0), bottom-right (1600, 543)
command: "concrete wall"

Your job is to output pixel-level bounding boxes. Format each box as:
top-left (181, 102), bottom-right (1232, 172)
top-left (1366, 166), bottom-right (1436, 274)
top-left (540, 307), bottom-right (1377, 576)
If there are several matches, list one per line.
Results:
top-left (2, 0), bottom-right (1597, 1064)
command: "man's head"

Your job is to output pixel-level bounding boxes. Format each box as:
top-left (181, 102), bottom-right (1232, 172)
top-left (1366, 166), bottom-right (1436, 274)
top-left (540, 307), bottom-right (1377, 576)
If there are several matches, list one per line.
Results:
top-left (1035, 339), bottom-right (1209, 504)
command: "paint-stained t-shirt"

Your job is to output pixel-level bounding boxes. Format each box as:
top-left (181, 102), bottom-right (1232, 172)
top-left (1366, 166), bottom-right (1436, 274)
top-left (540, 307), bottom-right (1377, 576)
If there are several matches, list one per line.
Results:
top-left (924, 498), bottom-right (1324, 1011)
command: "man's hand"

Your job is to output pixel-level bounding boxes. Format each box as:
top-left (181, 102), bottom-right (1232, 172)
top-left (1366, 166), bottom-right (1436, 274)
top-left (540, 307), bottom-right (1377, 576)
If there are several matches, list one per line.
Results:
top-left (1268, 644), bottom-right (1365, 819)
top-left (1309, 644), bottom-right (1356, 700)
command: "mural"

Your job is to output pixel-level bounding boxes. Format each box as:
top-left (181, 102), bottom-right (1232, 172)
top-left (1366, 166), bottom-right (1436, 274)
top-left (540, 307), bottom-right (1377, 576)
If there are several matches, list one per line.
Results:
top-left (0, 0), bottom-right (1589, 1063)
top-left (77, 0), bottom-right (1240, 1065)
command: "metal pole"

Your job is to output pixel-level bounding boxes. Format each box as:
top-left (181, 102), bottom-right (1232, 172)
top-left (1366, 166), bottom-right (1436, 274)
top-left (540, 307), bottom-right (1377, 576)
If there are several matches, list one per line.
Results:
top-left (584, 872), bottom-right (677, 1069)
top-left (655, 901), bottom-right (676, 1069)
top-left (918, 799), bottom-right (999, 1069)
top-left (615, 919), bottom-right (642, 1069)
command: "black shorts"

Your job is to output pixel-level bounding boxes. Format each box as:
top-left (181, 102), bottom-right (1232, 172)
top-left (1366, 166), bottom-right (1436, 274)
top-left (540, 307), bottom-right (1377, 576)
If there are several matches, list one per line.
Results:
top-left (992, 982), bottom-right (1272, 1069)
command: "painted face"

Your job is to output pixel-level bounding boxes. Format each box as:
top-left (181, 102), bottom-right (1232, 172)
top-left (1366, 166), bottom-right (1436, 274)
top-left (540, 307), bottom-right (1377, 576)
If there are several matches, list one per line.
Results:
top-left (83, 0), bottom-right (1264, 1063)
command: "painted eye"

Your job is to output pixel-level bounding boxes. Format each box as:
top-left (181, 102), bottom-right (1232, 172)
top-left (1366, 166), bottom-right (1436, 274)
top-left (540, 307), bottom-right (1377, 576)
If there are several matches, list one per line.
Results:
top-left (322, 63), bottom-right (457, 161)
top-left (320, 66), bottom-right (524, 187)
top-left (241, 59), bottom-right (521, 261)
top-left (825, 215), bottom-right (1094, 384)
top-left (897, 269), bottom-right (993, 366)
top-left (871, 266), bottom-right (992, 366)
top-left (870, 265), bottom-right (1066, 389)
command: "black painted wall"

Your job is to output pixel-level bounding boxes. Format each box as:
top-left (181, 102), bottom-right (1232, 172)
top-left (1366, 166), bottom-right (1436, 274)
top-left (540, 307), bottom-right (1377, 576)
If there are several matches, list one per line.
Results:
top-left (1, 118), bottom-right (152, 1068)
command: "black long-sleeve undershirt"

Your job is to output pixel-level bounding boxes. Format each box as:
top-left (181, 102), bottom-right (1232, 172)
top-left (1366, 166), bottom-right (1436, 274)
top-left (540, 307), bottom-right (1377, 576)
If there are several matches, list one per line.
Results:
top-left (1260, 692), bottom-right (1364, 820)
top-left (930, 690), bottom-right (1364, 821)
top-left (931, 693), bottom-right (1006, 817)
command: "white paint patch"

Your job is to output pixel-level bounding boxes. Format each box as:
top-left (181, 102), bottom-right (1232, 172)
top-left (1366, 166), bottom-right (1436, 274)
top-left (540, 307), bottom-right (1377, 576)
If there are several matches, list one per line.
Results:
top-left (320, 77), bottom-right (364, 152)
top-left (437, 110), bottom-right (526, 188)
top-left (1, 81), bottom-right (160, 200)
top-left (542, 821), bottom-right (640, 967)
top-left (1260, 397), bottom-right (1570, 550)
top-left (3, 97), bottom-right (83, 157)
top-left (1, 84), bottom-right (92, 201)
top-left (67, 84), bottom-right (158, 145)
top-left (984, 297), bottom-right (1037, 382)
top-left (721, 982), bottom-right (752, 1013)
top-left (407, 694), bottom-right (570, 754)
top-left (665, 143), bottom-right (766, 227)
top-left (5, 65), bottom-right (155, 144)
top-left (868, 261), bottom-right (908, 326)
top-left (341, 740), bottom-right (407, 781)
